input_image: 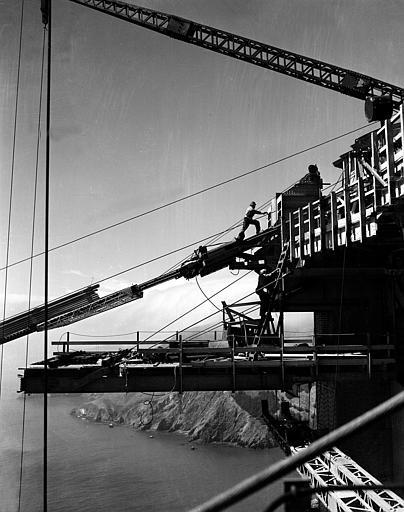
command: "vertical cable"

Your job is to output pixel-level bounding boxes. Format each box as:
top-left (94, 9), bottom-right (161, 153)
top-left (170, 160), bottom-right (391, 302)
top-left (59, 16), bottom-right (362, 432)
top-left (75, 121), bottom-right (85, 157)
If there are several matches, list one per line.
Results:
top-left (18, 25), bottom-right (46, 512)
top-left (0, 0), bottom-right (25, 397)
top-left (43, 1), bottom-right (51, 511)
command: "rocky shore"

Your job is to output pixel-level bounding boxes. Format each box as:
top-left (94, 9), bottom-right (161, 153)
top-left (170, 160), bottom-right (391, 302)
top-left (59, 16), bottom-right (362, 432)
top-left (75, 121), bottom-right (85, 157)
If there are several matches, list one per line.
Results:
top-left (71, 387), bottom-right (313, 449)
top-left (72, 391), bottom-right (278, 448)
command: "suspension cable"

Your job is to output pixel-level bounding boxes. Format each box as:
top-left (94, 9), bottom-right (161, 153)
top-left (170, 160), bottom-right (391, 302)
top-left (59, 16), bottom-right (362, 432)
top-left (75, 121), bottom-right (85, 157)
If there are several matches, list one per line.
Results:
top-left (18, 18), bottom-right (46, 512)
top-left (0, 0), bottom-right (26, 398)
top-left (0, 123), bottom-right (376, 274)
top-left (43, 2), bottom-right (51, 510)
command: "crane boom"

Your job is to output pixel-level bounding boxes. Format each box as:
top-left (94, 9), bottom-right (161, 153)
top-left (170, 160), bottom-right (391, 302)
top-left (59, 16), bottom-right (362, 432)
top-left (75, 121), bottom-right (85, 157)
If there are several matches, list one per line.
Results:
top-left (0, 226), bottom-right (279, 343)
top-left (69, 0), bottom-right (404, 110)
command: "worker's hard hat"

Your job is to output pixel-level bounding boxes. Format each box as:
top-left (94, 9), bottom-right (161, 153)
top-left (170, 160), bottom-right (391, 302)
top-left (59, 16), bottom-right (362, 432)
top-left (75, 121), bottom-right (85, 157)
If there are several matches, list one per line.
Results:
top-left (250, 201), bottom-right (256, 207)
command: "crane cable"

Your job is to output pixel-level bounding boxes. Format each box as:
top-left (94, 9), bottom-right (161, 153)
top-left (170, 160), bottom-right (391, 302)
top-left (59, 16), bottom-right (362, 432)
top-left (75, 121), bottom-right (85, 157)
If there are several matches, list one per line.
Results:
top-left (0, 122), bottom-right (376, 274)
top-left (139, 270), bottom-right (254, 347)
top-left (135, 167), bottom-right (345, 313)
top-left (184, 302), bottom-right (261, 343)
top-left (160, 272), bottom-right (281, 344)
top-left (195, 276), bottom-right (222, 312)
top-left (0, 0), bottom-right (25, 398)
top-left (18, 21), bottom-right (46, 512)
top-left (159, 174), bottom-right (345, 279)
top-left (6, 225), bottom-right (239, 334)
top-left (69, 260), bottom-right (254, 340)
top-left (75, 170), bottom-right (340, 293)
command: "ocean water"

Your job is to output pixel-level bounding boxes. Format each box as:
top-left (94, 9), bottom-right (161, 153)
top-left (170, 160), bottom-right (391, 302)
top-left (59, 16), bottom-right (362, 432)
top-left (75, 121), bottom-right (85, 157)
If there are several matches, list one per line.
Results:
top-left (0, 393), bottom-right (290, 512)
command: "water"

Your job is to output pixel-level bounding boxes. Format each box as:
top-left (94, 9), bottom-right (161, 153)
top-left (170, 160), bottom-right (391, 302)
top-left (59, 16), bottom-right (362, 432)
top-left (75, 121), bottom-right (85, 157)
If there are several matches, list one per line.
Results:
top-left (0, 393), bottom-right (290, 512)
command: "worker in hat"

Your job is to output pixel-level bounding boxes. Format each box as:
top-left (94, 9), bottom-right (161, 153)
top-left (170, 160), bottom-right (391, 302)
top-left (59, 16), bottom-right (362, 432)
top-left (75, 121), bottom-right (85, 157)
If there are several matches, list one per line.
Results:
top-left (236, 201), bottom-right (265, 241)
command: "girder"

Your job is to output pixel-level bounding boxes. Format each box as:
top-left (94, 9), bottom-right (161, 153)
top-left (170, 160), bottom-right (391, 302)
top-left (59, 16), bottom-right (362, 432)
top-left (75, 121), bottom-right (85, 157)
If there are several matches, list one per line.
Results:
top-left (69, 0), bottom-right (404, 107)
top-left (323, 447), bottom-right (404, 511)
top-left (19, 344), bottom-right (396, 394)
top-left (295, 447), bottom-right (404, 512)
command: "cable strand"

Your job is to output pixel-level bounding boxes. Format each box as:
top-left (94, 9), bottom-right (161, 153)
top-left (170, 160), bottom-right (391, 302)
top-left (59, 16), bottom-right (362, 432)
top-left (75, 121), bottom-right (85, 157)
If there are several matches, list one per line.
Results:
top-left (0, 0), bottom-right (26, 398)
top-left (0, 123), bottom-right (376, 274)
top-left (18, 17), bottom-right (45, 512)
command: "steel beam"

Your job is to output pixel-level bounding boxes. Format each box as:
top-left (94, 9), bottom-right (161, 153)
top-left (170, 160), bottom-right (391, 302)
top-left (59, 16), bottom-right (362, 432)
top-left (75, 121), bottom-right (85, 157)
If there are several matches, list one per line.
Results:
top-left (20, 358), bottom-right (395, 394)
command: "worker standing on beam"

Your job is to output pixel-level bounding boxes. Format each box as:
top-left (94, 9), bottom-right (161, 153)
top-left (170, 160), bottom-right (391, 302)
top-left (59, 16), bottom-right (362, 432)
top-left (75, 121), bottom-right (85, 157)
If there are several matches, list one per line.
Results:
top-left (236, 201), bottom-right (265, 241)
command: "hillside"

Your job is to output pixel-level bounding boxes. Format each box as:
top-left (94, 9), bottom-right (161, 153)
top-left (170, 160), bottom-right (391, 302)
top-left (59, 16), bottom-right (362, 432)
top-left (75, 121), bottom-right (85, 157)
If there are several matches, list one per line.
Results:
top-left (72, 391), bottom-right (277, 448)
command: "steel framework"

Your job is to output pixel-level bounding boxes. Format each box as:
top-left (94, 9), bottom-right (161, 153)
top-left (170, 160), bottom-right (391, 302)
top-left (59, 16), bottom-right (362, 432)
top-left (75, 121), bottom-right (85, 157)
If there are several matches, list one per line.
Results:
top-left (70, 0), bottom-right (404, 107)
top-left (296, 446), bottom-right (404, 512)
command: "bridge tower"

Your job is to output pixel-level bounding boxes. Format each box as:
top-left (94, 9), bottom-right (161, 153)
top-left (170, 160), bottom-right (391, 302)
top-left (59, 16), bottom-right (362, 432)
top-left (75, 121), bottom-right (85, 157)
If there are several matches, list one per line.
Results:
top-left (273, 111), bottom-right (404, 485)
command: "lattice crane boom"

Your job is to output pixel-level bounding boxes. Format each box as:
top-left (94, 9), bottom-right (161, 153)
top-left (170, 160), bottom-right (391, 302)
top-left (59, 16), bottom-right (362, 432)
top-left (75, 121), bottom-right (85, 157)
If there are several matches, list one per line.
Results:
top-left (0, 227), bottom-right (278, 343)
top-left (294, 446), bottom-right (404, 512)
top-left (69, 0), bottom-right (404, 115)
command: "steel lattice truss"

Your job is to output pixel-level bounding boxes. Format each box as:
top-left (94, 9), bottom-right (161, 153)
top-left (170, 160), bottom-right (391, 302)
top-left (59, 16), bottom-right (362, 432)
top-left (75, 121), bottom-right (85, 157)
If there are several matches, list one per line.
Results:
top-left (324, 447), bottom-right (404, 512)
top-left (38, 286), bottom-right (142, 331)
top-left (70, 0), bottom-right (404, 107)
top-left (295, 446), bottom-right (404, 512)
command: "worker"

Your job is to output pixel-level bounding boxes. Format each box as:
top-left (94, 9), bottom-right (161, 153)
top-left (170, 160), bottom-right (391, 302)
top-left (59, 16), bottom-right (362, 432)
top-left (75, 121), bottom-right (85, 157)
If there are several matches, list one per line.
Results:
top-left (308, 163), bottom-right (319, 177)
top-left (236, 201), bottom-right (265, 241)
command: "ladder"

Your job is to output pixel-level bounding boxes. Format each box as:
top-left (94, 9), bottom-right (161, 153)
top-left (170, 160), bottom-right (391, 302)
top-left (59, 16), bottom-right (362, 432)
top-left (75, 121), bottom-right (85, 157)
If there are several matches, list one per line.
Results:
top-left (254, 241), bottom-right (290, 345)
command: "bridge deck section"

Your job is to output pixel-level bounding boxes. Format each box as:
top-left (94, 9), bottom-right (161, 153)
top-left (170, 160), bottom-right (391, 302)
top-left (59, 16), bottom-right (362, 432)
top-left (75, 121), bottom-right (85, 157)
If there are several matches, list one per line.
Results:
top-left (20, 344), bottom-right (396, 393)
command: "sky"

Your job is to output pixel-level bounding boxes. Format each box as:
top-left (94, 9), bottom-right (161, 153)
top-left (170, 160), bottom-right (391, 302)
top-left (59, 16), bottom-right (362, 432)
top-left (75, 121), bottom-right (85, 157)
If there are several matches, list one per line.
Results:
top-left (1, 0), bottom-right (404, 388)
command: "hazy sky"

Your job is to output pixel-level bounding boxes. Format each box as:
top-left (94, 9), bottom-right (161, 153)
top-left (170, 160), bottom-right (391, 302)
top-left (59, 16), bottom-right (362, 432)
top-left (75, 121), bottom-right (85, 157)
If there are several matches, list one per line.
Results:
top-left (1, 0), bottom-right (404, 386)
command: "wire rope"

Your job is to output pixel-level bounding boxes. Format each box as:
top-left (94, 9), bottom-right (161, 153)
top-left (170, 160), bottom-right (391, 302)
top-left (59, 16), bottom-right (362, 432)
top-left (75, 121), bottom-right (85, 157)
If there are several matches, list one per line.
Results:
top-left (139, 270), bottom-right (254, 347)
top-left (70, 249), bottom-right (280, 347)
top-left (3, 164), bottom-right (342, 341)
top-left (18, 19), bottom-right (45, 512)
top-left (53, 171), bottom-right (342, 306)
top-left (184, 302), bottom-right (260, 342)
top-left (43, 3), bottom-right (52, 510)
top-left (159, 196), bottom-right (272, 278)
top-left (195, 276), bottom-right (222, 312)
top-left (69, 266), bottom-right (254, 343)
top-left (0, 0), bottom-right (25, 398)
top-left (160, 272), bottom-right (279, 343)
top-left (4, 226), bottom-right (238, 321)
top-left (154, 172), bottom-right (341, 308)
top-left (0, 123), bottom-right (376, 274)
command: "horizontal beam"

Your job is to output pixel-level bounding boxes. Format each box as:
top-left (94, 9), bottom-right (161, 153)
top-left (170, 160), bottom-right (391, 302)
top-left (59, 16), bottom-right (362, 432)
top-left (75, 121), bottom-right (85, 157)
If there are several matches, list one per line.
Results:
top-left (50, 343), bottom-right (395, 354)
top-left (20, 358), bottom-right (395, 393)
